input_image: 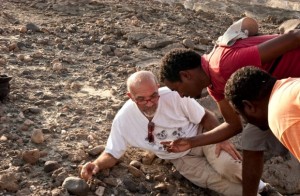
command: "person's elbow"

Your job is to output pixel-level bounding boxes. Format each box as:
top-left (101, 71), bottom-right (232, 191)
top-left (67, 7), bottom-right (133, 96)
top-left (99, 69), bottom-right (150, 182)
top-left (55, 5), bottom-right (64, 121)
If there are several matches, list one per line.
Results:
top-left (225, 116), bottom-right (243, 134)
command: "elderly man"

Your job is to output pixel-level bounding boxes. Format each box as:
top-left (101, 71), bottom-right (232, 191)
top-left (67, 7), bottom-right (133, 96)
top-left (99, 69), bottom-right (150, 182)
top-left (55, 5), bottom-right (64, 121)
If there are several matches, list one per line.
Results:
top-left (225, 66), bottom-right (300, 161)
top-left (80, 70), bottom-right (273, 195)
top-left (160, 27), bottom-right (300, 195)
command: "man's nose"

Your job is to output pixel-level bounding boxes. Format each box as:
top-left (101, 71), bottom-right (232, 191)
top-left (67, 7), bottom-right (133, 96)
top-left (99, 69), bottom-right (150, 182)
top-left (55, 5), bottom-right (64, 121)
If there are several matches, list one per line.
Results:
top-left (145, 101), bottom-right (154, 107)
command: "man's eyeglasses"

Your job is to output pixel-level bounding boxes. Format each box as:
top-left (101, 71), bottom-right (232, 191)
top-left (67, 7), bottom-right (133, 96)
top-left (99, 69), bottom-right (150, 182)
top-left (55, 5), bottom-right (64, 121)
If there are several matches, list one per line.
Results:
top-left (135, 94), bottom-right (160, 105)
top-left (148, 121), bottom-right (155, 143)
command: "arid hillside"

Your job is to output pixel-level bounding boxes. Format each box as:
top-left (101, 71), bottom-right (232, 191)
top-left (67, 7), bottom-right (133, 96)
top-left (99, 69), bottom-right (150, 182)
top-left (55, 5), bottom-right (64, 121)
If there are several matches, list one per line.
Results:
top-left (0, 0), bottom-right (299, 195)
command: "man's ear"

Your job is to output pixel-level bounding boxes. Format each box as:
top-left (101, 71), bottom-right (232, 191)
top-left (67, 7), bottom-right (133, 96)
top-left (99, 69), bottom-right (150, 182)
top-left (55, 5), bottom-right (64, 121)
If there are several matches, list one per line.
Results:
top-left (179, 70), bottom-right (192, 81)
top-left (242, 100), bottom-right (256, 114)
top-left (127, 92), bottom-right (133, 99)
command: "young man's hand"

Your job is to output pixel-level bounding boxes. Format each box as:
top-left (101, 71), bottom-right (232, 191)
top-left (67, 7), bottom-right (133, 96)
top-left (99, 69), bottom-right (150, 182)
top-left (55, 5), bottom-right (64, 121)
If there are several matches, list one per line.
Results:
top-left (161, 138), bottom-right (192, 152)
top-left (215, 140), bottom-right (242, 160)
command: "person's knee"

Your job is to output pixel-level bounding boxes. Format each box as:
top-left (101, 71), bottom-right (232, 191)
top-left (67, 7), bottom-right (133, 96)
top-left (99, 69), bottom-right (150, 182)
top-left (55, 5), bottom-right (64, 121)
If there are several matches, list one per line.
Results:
top-left (211, 152), bottom-right (242, 182)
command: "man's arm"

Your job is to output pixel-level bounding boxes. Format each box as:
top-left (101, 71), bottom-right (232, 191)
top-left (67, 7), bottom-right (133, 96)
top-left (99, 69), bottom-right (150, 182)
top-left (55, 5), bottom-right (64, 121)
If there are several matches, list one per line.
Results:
top-left (200, 109), bottom-right (220, 131)
top-left (80, 152), bottom-right (118, 181)
top-left (188, 99), bottom-right (243, 147)
top-left (162, 99), bottom-right (242, 149)
top-left (259, 30), bottom-right (300, 64)
top-left (243, 150), bottom-right (264, 196)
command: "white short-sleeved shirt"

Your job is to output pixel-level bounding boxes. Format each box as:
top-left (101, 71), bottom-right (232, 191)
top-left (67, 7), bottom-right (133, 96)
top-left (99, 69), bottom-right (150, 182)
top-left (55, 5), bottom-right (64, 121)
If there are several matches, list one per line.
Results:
top-left (105, 87), bottom-right (205, 160)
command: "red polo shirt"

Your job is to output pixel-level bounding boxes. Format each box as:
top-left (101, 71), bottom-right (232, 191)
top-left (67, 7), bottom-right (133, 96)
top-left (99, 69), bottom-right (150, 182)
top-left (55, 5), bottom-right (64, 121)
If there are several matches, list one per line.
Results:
top-left (201, 35), bottom-right (300, 101)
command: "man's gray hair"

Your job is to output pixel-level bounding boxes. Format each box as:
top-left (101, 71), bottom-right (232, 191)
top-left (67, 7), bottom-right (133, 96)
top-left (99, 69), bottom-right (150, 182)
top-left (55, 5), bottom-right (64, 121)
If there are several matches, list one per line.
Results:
top-left (127, 71), bottom-right (158, 93)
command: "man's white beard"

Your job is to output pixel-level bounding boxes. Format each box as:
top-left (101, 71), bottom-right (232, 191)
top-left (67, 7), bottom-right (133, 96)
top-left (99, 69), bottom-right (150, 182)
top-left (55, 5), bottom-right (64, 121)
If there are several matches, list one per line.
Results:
top-left (143, 110), bottom-right (155, 118)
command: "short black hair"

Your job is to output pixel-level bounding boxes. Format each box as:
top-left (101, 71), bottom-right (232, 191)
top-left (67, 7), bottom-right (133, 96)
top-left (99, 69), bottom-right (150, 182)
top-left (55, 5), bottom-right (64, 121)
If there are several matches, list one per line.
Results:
top-left (225, 66), bottom-right (276, 111)
top-left (160, 48), bottom-right (201, 82)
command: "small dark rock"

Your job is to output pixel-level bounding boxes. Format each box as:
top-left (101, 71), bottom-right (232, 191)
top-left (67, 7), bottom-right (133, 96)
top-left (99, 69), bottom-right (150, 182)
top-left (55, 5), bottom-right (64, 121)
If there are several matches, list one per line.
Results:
top-left (122, 177), bottom-right (139, 193)
top-left (0, 75), bottom-right (12, 102)
top-left (26, 23), bottom-right (40, 32)
top-left (44, 161), bottom-right (60, 173)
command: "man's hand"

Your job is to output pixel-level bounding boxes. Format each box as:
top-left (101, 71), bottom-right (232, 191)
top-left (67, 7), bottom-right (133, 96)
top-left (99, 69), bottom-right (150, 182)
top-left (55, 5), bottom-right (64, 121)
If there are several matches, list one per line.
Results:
top-left (80, 162), bottom-right (100, 181)
top-left (161, 138), bottom-right (192, 153)
top-left (215, 140), bottom-right (242, 160)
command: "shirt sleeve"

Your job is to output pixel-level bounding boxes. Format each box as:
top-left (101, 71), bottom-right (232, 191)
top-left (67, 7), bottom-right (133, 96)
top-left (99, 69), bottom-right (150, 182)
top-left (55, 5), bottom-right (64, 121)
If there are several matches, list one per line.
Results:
top-left (281, 121), bottom-right (300, 161)
top-left (221, 45), bottom-right (261, 79)
top-left (104, 118), bottom-right (128, 159)
top-left (209, 45), bottom-right (261, 102)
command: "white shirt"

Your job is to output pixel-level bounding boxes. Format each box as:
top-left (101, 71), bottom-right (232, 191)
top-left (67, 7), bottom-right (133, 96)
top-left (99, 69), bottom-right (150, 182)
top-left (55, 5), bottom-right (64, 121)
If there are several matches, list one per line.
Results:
top-left (105, 87), bottom-right (205, 159)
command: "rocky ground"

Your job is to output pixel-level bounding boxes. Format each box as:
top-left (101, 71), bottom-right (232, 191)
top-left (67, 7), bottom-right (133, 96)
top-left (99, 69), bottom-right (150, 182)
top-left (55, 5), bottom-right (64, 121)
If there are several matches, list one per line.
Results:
top-left (0, 0), bottom-right (299, 195)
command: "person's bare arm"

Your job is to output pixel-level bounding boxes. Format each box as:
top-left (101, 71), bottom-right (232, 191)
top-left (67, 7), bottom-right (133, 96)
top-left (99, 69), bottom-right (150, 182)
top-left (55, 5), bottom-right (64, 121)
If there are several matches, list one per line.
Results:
top-left (259, 30), bottom-right (300, 64)
top-left (188, 99), bottom-right (243, 147)
top-left (243, 150), bottom-right (264, 196)
top-left (200, 109), bottom-right (220, 131)
top-left (162, 99), bottom-right (242, 149)
top-left (81, 152), bottom-right (118, 181)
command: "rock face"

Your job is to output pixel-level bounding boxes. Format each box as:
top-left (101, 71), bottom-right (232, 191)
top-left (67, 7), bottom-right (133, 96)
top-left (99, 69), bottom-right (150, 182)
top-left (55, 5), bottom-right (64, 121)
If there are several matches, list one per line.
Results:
top-left (0, 0), bottom-right (299, 195)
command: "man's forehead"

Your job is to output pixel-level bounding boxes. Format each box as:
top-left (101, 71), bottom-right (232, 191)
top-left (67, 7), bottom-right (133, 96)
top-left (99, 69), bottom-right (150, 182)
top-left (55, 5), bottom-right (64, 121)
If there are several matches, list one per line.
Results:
top-left (135, 91), bottom-right (159, 98)
top-left (132, 84), bottom-right (158, 96)
top-left (135, 91), bottom-right (158, 98)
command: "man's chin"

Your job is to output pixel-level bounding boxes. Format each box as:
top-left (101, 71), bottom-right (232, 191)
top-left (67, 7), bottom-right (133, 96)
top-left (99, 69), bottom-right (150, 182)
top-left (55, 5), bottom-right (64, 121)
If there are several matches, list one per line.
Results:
top-left (143, 111), bottom-right (155, 118)
top-left (255, 123), bottom-right (269, 131)
top-left (259, 125), bottom-right (270, 131)
top-left (194, 95), bottom-right (201, 99)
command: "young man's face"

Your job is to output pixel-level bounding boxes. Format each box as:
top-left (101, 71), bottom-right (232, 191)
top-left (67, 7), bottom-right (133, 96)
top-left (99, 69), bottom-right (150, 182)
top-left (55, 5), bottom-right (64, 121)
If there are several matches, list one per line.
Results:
top-left (164, 79), bottom-right (203, 99)
top-left (163, 69), bottom-right (207, 99)
top-left (233, 102), bottom-right (269, 130)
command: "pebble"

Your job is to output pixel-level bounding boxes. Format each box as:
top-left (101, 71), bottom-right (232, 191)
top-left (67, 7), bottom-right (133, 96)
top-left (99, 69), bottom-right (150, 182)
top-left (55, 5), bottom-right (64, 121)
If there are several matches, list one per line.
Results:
top-left (142, 151), bottom-right (156, 165)
top-left (24, 119), bottom-right (34, 126)
top-left (182, 38), bottom-right (195, 49)
top-left (26, 23), bottom-right (40, 32)
top-left (22, 149), bottom-right (40, 164)
top-left (62, 176), bottom-right (89, 196)
top-left (53, 62), bottom-right (64, 71)
top-left (129, 160), bottom-right (142, 169)
top-left (87, 145), bottom-right (105, 156)
top-left (19, 26), bottom-right (27, 33)
top-left (0, 135), bottom-right (8, 141)
top-left (103, 177), bottom-right (118, 187)
top-left (127, 164), bottom-right (145, 178)
top-left (0, 172), bottom-right (19, 192)
top-left (44, 161), bottom-right (60, 173)
top-left (122, 177), bottom-right (139, 193)
top-left (31, 129), bottom-right (45, 144)
top-left (95, 186), bottom-right (105, 196)
top-left (0, 58), bottom-right (7, 65)
top-left (154, 182), bottom-right (169, 191)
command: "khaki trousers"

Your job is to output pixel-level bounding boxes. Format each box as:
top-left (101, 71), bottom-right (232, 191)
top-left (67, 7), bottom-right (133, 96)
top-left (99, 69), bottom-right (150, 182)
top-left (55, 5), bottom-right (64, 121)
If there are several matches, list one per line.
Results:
top-left (170, 144), bottom-right (242, 195)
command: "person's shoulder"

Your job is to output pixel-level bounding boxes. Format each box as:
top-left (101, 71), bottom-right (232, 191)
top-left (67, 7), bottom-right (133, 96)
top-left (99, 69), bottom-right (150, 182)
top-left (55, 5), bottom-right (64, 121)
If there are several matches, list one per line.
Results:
top-left (159, 86), bottom-right (172, 95)
top-left (115, 99), bottom-right (135, 116)
top-left (159, 86), bottom-right (180, 98)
